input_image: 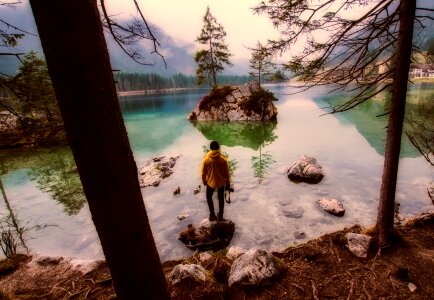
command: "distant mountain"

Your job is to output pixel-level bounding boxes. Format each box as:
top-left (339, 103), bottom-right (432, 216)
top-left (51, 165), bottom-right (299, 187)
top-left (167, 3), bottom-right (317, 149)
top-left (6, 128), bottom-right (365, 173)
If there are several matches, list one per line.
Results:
top-left (415, 1), bottom-right (434, 50)
top-left (0, 4), bottom-right (248, 76)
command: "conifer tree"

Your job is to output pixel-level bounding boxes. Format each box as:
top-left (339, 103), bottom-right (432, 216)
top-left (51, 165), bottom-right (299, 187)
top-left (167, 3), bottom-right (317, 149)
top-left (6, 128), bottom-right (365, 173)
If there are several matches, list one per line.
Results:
top-left (249, 41), bottom-right (275, 85)
top-left (194, 6), bottom-right (232, 88)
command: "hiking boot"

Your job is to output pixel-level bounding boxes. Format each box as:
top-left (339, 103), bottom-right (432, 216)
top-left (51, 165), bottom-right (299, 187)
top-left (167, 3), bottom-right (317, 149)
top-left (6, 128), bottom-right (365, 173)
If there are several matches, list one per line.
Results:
top-left (217, 215), bottom-right (227, 222)
top-left (209, 214), bottom-right (217, 221)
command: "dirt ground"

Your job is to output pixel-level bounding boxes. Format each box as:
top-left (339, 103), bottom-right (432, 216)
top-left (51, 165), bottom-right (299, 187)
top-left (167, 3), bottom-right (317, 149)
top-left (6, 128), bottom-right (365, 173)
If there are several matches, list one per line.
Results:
top-left (1, 213), bottom-right (433, 299)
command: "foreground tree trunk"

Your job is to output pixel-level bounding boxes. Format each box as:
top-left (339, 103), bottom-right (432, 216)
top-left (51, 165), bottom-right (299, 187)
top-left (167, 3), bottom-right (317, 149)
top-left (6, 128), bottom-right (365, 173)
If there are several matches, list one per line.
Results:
top-left (29, 1), bottom-right (170, 299)
top-left (376, 0), bottom-right (416, 248)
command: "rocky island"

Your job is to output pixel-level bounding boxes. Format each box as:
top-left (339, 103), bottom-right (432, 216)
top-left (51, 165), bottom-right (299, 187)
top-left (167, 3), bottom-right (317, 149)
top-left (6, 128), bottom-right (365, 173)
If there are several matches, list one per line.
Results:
top-left (188, 81), bottom-right (278, 121)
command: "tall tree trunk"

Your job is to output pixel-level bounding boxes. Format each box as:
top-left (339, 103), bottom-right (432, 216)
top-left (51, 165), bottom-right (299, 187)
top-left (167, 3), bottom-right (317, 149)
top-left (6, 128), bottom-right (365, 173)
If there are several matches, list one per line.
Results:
top-left (376, 0), bottom-right (416, 247)
top-left (29, 1), bottom-right (170, 299)
top-left (209, 39), bottom-right (217, 88)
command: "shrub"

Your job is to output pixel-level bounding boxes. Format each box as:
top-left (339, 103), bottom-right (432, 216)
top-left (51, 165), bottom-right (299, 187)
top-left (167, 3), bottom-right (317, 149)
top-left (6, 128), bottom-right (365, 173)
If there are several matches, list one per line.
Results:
top-left (198, 86), bottom-right (234, 110)
top-left (239, 88), bottom-right (277, 115)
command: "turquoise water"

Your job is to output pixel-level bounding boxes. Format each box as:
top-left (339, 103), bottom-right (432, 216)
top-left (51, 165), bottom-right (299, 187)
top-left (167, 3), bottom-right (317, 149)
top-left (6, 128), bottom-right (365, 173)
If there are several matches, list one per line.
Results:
top-left (0, 84), bottom-right (433, 261)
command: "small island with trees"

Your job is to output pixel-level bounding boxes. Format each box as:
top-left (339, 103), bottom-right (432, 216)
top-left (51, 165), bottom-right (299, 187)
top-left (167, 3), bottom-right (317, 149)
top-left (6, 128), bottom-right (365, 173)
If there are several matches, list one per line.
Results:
top-left (190, 7), bottom-right (279, 122)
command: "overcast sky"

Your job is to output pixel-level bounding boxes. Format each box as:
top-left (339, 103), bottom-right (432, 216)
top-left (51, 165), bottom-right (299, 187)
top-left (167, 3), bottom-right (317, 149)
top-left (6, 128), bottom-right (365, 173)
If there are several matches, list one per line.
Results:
top-left (105, 0), bottom-right (280, 61)
top-left (2, 1), bottom-right (432, 74)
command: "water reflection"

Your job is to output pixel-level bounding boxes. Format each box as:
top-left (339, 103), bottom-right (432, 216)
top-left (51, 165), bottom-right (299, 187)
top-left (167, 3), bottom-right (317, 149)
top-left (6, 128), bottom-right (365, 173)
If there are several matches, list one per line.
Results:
top-left (0, 176), bottom-right (29, 256)
top-left (405, 95), bottom-right (434, 165)
top-left (251, 146), bottom-right (275, 183)
top-left (192, 121), bottom-right (278, 182)
top-left (0, 161), bottom-right (29, 255)
top-left (119, 89), bottom-right (209, 115)
top-left (192, 121), bottom-right (278, 151)
top-left (27, 149), bottom-right (86, 216)
top-left (313, 87), bottom-right (431, 158)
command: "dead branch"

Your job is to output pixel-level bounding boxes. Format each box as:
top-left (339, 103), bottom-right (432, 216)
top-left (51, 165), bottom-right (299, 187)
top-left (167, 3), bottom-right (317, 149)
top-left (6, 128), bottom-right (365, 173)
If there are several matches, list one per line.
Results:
top-left (346, 279), bottom-right (355, 300)
top-left (329, 238), bottom-right (342, 263)
top-left (311, 280), bottom-right (319, 300)
top-left (99, 0), bottom-right (166, 68)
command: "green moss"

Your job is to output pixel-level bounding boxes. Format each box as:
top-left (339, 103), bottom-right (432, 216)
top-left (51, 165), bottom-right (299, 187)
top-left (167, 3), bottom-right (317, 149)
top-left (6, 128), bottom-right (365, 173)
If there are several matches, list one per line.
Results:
top-left (198, 86), bottom-right (234, 110)
top-left (239, 88), bottom-right (277, 116)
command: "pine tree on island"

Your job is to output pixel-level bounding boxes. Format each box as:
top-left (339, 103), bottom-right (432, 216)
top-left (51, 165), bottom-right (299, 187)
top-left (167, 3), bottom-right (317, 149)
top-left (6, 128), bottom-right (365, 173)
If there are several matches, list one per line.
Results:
top-left (194, 6), bottom-right (232, 89)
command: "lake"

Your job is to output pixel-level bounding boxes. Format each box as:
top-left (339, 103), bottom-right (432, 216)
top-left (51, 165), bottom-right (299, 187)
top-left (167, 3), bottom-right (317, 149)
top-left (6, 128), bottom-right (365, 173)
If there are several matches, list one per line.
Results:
top-left (1, 83), bottom-right (433, 261)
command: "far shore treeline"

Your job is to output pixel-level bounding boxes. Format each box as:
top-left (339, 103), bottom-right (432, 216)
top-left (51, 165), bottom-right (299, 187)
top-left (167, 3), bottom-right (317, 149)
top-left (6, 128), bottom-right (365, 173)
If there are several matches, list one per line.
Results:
top-left (114, 72), bottom-right (253, 92)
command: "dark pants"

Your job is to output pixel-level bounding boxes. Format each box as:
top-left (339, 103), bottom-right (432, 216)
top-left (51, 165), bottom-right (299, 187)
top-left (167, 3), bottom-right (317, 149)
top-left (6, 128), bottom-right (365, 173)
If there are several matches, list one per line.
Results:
top-left (206, 185), bottom-right (224, 218)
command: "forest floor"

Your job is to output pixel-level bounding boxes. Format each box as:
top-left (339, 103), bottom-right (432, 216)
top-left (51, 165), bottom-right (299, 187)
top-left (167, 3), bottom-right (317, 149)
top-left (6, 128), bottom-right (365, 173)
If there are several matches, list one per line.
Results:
top-left (0, 213), bottom-right (433, 299)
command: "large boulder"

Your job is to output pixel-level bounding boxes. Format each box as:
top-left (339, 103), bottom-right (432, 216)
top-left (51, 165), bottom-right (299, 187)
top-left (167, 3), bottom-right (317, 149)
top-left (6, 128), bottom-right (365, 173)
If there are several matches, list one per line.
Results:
top-left (228, 249), bottom-right (281, 287)
top-left (188, 81), bottom-right (277, 121)
top-left (138, 155), bottom-right (180, 188)
top-left (287, 155), bottom-right (324, 184)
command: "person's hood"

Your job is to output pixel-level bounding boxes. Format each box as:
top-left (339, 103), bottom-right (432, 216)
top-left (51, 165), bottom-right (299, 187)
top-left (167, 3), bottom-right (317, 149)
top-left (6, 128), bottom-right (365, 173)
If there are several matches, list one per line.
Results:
top-left (207, 150), bottom-right (222, 159)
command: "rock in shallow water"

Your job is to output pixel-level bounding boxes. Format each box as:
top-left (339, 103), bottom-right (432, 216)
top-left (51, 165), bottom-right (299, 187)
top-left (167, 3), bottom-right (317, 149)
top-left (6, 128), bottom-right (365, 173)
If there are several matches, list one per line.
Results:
top-left (282, 205), bottom-right (304, 218)
top-left (178, 219), bottom-right (235, 252)
top-left (138, 155), bottom-right (180, 188)
top-left (293, 231), bottom-right (307, 239)
top-left (287, 155), bottom-right (324, 184)
top-left (317, 198), bottom-right (345, 217)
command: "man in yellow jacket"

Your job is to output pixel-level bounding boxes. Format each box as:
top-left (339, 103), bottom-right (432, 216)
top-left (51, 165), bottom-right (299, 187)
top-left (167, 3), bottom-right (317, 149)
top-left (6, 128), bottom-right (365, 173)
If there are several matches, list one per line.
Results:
top-left (201, 140), bottom-right (231, 221)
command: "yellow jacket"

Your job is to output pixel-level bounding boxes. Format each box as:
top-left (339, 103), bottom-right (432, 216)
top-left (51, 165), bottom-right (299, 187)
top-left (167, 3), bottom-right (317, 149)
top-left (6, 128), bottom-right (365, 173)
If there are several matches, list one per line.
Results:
top-left (201, 150), bottom-right (230, 189)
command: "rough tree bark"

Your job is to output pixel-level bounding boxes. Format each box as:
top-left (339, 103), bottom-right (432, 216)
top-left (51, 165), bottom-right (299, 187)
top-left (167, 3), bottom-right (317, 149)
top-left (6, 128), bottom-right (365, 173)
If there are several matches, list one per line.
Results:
top-left (376, 0), bottom-right (416, 248)
top-left (29, 0), bottom-right (170, 299)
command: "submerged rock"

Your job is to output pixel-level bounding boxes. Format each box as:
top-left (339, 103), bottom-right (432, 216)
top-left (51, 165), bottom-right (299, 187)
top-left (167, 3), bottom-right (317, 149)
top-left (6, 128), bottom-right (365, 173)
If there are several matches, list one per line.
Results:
top-left (293, 231), bottom-right (307, 239)
top-left (188, 81), bottom-right (277, 121)
top-left (138, 155), bottom-right (180, 188)
top-left (177, 214), bottom-right (190, 221)
top-left (228, 249), bottom-right (281, 287)
top-left (346, 233), bottom-right (372, 258)
top-left (282, 205), bottom-right (304, 218)
top-left (317, 198), bottom-right (345, 217)
top-left (287, 155), bottom-right (324, 184)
